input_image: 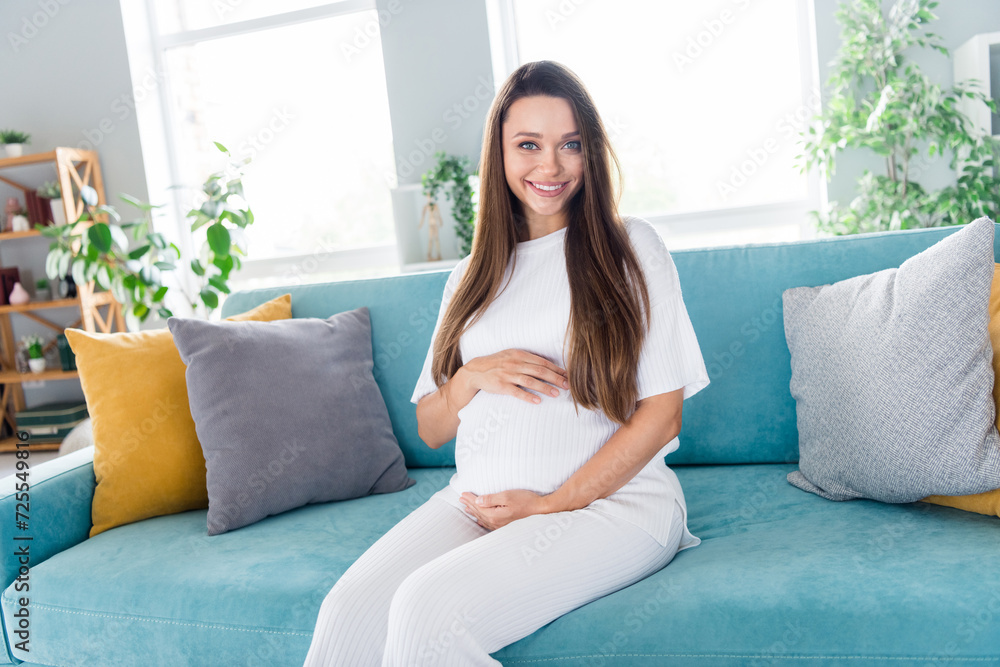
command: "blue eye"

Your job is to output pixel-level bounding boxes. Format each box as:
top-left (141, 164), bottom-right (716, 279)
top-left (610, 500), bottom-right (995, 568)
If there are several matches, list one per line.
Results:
top-left (518, 141), bottom-right (538, 150)
top-left (565, 141), bottom-right (581, 150)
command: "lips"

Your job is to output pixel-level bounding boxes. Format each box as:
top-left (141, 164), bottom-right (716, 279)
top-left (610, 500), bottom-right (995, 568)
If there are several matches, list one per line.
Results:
top-left (526, 180), bottom-right (569, 197)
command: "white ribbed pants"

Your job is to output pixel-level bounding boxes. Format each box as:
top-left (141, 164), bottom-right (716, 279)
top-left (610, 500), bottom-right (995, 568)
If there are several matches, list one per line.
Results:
top-left (302, 490), bottom-right (684, 667)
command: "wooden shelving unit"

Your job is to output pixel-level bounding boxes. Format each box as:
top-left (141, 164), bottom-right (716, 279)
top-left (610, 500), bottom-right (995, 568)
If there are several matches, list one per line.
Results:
top-left (0, 149), bottom-right (124, 452)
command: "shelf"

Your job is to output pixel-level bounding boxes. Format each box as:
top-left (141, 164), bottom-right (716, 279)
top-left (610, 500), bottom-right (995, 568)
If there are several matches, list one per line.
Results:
top-left (0, 436), bottom-right (59, 453)
top-left (0, 150), bottom-right (69, 170)
top-left (0, 368), bottom-right (78, 383)
top-left (0, 298), bottom-right (81, 314)
top-left (0, 147), bottom-right (116, 443)
top-left (0, 229), bottom-right (43, 241)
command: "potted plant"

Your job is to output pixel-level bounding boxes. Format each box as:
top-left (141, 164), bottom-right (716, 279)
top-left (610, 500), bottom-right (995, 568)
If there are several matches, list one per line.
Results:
top-left (798, 0), bottom-right (1000, 235)
top-left (0, 130), bottom-right (31, 158)
top-left (35, 278), bottom-right (50, 301)
top-left (37, 181), bottom-right (65, 226)
top-left (38, 141), bottom-right (254, 330)
top-left (22, 334), bottom-right (45, 373)
top-left (421, 152), bottom-right (478, 258)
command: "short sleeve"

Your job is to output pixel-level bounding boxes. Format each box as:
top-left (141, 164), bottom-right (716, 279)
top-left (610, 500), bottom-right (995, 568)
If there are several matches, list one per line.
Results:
top-left (410, 258), bottom-right (470, 405)
top-left (626, 217), bottom-right (710, 402)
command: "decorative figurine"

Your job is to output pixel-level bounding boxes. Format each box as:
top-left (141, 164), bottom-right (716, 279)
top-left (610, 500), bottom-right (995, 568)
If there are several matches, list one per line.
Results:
top-left (418, 193), bottom-right (443, 262)
top-left (8, 281), bottom-right (30, 304)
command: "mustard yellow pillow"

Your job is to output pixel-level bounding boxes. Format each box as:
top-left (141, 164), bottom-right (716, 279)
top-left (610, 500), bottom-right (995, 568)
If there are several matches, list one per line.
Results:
top-left (922, 264), bottom-right (1000, 517)
top-left (66, 294), bottom-right (293, 537)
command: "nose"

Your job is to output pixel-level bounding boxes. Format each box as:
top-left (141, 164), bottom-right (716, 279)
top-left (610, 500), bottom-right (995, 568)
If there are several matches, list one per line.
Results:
top-left (536, 147), bottom-right (560, 176)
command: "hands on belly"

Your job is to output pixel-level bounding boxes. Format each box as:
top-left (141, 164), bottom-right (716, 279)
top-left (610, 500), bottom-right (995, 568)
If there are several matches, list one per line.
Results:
top-left (462, 349), bottom-right (569, 404)
top-left (459, 489), bottom-right (554, 530)
top-left (457, 349), bottom-right (570, 529)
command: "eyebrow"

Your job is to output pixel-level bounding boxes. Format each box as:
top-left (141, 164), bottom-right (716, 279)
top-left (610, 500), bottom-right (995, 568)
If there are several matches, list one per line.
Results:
top-left (512, 131), bottom-right (580, 139)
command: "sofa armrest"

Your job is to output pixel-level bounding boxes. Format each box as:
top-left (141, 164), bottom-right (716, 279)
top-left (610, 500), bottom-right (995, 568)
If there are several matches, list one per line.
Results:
top-left (0, 445), bottom-right (94, 590)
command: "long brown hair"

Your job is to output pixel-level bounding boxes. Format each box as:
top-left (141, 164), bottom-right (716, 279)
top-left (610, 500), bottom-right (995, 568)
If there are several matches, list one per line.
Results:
top-left (430, 60), bottom-right (651, 425)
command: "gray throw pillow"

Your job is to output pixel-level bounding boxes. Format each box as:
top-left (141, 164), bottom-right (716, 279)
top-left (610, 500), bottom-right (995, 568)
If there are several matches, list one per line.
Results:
top-left (783, 217), bottom-right (1000, 503)
top-left (168, 307), bottom-right (414, 535)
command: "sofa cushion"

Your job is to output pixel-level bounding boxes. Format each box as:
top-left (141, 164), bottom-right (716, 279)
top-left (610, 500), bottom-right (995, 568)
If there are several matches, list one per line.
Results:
top-left (65, 293), bottom-right (293, 538)
top-left (221, 223), bottom-right (1000, 468)
top-left (168, 307), bottom-right (415, 535)
top-left (924, 263), bottom-right (1000, 517)
top-left (784, 217), bottom-right (1000, 502)
top-left (5, 465), bottom-right (999, 665)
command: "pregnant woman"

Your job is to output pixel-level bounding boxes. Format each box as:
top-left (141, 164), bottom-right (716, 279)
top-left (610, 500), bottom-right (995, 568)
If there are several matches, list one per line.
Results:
top-left (304, 60), bottom-right (710, 666)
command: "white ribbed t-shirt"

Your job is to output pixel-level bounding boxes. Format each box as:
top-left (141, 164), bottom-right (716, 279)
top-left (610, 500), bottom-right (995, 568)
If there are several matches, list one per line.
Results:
top-left (410, 215), bottom-right (710, 550)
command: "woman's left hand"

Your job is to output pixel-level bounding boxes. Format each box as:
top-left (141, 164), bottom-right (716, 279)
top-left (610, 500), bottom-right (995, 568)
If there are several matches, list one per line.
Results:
top-left (459, 489), bottom-right (552, 530)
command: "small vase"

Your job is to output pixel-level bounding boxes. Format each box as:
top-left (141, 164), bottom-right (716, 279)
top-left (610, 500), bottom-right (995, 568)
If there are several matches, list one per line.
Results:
top-left (49, 198), bottom-right (66, 226)
top-left (35, 286), bottom-right (50, 301)
top-left (28, 357), bottom-right (46, 373)
top-left (8, 282), bottom-right (30, 304)
top-left (4, 144), bottom-right (24, 158)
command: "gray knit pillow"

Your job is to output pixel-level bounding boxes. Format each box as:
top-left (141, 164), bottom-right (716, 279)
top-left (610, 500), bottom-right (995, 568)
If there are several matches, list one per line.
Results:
top-left (784, 217), bottom-right (1000, 503)
top-left (168, 308), bottom-right (414, 535)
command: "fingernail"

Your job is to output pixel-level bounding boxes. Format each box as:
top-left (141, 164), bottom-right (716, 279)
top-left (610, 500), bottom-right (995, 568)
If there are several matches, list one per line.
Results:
top-left (476, 497), bottom-right (484, 505)
top-left (563, 380), bottom-right (569, 388)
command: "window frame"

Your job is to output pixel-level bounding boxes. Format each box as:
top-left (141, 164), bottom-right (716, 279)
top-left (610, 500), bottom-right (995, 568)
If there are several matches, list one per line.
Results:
top-left (135, 0), bottom-right (398, 297)
top-left (486, 0), bottom-right (827, 245)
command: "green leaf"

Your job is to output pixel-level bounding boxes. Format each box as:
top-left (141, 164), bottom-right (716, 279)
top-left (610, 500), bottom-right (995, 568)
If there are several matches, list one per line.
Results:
top-left (208, 276), bottom-right (231, 294)
top-left (212, 253), bottom-right (234, 274)
top-left (71, 258), bottom-right (88, 288)
top-left (128, 244), bottom-right (151, 260)
top-left (199, 288), bottom-right (219, 309)
top-left (157, 307), bottom-right (173, 318)
top-left (154, 261), bottom-right (175, 271)
top-left (87, 223), bottom-right (113, 253)
top-left (96, 205), bottom-right (121, 223)
top-left (80, 185), bottom-right (98, 207)
top-left (98, 265), bottom-right (113, 290)
top-left (190, 259), bottom-right (205, 276)
top-left (213, 141), bottom-right (230, 155)
top-left (206, 223), bottom-right (231, 255)
top-left (153, 286), bottom-right (169, 302)
top-left (45, 250), bottom-right (61, 280)
top-left (147, 233), bottom-right (168, 250)
top-left (57, 250), bottom-right (72, 278)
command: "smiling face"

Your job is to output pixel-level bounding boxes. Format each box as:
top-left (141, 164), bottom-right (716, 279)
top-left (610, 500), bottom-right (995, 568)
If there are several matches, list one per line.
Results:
top-left (501, 95), bottom-right (585, 239)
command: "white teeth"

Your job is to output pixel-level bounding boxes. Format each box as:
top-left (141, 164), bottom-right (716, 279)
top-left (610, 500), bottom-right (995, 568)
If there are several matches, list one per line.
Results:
top-left (530, 182), bottom-right (565, 191)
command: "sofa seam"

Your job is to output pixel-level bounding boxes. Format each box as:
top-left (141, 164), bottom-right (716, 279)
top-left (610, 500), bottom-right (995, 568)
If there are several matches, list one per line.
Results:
top-left (499, 654), bottom-right (1000, 663)
top-left (17, 602), bottom-right (312, 638)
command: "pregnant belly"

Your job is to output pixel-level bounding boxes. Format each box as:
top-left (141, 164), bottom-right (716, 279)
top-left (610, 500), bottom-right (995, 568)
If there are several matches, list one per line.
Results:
top-left (453, 389), bottom-right (617, 495)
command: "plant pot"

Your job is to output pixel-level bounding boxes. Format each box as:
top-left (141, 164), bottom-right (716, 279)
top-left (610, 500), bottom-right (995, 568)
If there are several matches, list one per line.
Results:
top-left (4, 144), bottom-right (24, 158)
top-left (10, 214), bottom-right (29, 232)
top-left (28, 357), bottom-right (45, 373)
top-left (49, 198), bottom-right (66, 226)
top-left (35, 286), bottom-right (50, 301)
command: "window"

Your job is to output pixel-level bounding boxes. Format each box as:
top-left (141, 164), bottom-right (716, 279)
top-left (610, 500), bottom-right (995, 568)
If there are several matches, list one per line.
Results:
top-left (493, 0), bottom-right (821, 248)
top-left (143, 1), bottom-right (398, 282)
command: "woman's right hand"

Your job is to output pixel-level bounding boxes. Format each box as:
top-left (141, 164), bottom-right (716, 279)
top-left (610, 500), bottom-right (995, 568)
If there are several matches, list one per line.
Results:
top-left (462, 349), bottom-right (570, 405)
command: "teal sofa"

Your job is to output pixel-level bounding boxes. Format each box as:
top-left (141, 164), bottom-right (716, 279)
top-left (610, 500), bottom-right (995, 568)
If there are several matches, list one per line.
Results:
top-left (2, 224), bottom-right (999, 666)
